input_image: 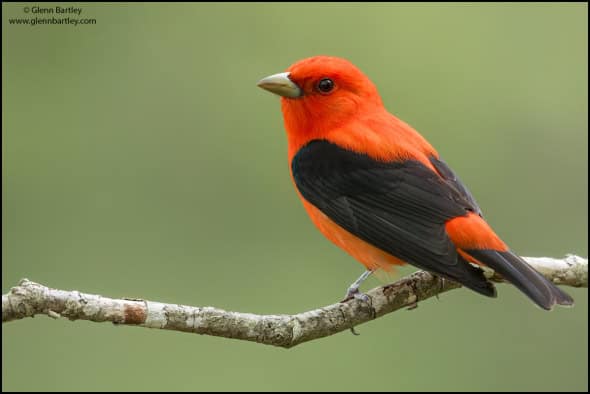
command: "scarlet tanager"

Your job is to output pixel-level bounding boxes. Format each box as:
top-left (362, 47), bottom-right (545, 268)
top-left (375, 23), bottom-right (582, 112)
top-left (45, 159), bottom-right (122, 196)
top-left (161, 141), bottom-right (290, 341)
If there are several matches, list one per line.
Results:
top-left (257, 56), bottom-right (573, 310)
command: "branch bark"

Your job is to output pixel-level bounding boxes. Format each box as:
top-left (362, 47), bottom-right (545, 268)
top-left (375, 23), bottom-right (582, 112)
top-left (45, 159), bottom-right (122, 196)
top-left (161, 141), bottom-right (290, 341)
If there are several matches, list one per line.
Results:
top-left (2, 254), bottom-right (587, 348)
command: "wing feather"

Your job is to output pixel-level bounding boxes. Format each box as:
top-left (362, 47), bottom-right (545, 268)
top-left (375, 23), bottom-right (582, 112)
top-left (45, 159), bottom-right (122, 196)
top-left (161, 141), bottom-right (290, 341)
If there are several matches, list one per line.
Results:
top-left (292, 139), bottom-right (495, 296)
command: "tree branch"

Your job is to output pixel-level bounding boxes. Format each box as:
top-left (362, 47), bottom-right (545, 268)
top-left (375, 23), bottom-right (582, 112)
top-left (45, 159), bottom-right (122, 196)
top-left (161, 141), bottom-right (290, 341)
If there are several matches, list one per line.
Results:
top-left (2, 254), bottom-right (587, 348)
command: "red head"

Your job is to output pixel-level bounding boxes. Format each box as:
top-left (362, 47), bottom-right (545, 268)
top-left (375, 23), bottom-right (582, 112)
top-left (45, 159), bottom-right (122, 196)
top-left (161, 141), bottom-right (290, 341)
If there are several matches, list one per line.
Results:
top-left (258, 56), bottom-right (435, 163)
top-left (285, 56), bottom-right (383, 117)
top-left (258, 57), bottom-right (383, 145)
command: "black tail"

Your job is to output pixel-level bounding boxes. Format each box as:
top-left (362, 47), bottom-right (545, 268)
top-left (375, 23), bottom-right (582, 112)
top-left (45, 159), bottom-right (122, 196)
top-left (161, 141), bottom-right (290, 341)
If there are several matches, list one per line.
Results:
top-left (466, 249), bottom-right (574, 310)
top-left (452, 253), bottom-right (498, 298)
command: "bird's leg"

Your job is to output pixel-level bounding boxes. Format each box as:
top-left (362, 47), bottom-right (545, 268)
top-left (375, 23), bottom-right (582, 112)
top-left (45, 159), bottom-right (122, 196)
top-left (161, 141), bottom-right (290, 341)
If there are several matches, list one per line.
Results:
top-left (341, 270), bottom-right (373, 303)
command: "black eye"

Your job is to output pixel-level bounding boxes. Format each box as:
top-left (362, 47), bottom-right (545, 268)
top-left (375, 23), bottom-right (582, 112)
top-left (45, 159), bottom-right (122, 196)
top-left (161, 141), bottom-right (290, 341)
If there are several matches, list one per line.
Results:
top-left (317, 78), bottom-right (335, 94)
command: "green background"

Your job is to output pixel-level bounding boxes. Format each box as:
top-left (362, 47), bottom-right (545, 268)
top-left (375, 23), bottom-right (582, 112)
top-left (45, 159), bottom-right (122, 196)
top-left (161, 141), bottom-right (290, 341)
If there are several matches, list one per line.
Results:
top-left (2, 3), bottom-right (587, 392)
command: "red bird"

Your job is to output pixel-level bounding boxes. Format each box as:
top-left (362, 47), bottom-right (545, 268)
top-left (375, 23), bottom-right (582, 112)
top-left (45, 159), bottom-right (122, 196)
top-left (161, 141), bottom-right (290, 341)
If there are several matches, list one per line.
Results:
top-left (257, 56), bottom-right (573, 310)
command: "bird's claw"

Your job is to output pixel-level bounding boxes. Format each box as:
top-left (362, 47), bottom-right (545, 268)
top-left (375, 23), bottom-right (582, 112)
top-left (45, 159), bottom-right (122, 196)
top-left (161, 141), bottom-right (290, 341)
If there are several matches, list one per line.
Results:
top-left (353, 291), bottom-right (371, 303)
top-left (341, 286), bottom-right (370, 303)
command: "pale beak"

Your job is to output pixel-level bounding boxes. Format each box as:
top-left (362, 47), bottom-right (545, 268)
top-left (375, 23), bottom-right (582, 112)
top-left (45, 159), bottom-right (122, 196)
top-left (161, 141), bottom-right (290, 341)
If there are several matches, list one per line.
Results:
top-left (257, 72), bottom-right (302, 98)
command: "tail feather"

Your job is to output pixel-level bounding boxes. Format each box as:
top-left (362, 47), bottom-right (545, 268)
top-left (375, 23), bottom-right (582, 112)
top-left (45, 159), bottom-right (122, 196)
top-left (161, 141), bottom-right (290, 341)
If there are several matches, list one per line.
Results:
top-left (453, 253), bottom-right (498, 298)
top-left (465, 249), bottom-right (574, 310)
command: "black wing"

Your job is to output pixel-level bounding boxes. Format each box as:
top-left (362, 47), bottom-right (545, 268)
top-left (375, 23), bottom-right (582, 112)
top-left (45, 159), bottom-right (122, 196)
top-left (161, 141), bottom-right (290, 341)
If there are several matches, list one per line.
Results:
top-left (292, 139), bottom-right (495, 297)
top-left (429, 156), bottom-right (483, 217)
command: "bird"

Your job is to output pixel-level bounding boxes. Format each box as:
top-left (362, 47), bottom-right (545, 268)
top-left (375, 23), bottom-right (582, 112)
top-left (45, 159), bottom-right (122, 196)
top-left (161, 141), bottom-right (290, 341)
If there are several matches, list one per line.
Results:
top-left (256, 55), bottom-right (573, 310)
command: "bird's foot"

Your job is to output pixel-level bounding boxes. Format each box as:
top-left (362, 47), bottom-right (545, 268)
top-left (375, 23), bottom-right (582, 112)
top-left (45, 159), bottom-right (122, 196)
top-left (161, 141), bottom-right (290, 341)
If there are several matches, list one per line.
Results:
top-left (343, 287), bottom-right (371, 336)
top-left (340, 269), bottom-right (373, 303)
top-left (341, 285), bottom-right (371, 303)
top-left (341, 270), bottom-right (374, 336)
